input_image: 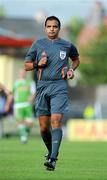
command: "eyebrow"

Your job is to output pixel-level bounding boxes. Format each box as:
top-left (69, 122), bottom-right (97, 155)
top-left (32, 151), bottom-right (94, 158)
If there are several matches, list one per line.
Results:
top-left (46, 25), bottom-right (58, 27)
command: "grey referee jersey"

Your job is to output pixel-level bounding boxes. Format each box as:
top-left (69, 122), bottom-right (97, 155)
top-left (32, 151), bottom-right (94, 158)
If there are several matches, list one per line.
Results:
top-left (25, 38), bottom-right (79, 81)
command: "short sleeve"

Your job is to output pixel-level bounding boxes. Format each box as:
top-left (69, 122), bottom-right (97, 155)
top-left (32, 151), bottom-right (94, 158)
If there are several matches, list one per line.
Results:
top-left (25, 41), bottom-right (37, 62)
top-left (69, 44), bottom-right (79, 60)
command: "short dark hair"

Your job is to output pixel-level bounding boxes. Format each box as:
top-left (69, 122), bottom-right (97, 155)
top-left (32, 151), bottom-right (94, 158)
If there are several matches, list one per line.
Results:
top-left (45, 16), bottom-right (61, 29)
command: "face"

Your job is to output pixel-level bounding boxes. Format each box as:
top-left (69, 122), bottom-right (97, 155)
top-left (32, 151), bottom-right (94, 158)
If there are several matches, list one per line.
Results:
top-left (45, 20), bottom-right (60, 40)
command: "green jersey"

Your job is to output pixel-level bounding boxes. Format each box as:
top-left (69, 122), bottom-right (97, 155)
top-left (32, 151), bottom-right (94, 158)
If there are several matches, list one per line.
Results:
top-left (13, 79), bottom-right (36, 120)
top-left (13, 79), bottom-right (35, 107)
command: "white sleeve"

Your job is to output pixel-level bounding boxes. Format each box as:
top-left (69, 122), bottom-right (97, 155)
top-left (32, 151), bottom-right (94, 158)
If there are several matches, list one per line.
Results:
top-left (30, 81), bottom-right (36, 94)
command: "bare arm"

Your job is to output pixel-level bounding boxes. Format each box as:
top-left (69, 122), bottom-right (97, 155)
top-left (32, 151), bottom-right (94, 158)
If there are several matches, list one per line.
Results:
top-left (67, 57), bottom-right (80, 79)
top-left (24, 58), bottom-right (47, 71)
top-left (24, 61), bottom-right (34, 71)
top-left (28, 92), bottom-right (36, 104)
top-left (0, 83), bottom-right (13, 112)
top-left (70, 57), bottom-right (80, 70)
top-left (4, 92), bottom-right (13, 112)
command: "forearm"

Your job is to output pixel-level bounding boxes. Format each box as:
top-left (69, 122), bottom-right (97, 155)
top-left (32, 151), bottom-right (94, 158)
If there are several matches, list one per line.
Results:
top-left (4, 91), bottom-right (13, 112)
top-left (67, 57), bottom-right (80, 79)
top-left (25, 58), bottom-right (47, 71)
top-left (70, 57), bottom-right (80, 70)
top-left (28, 93), bottom-right (36, 103)
top-left (6, 93), bottom-right (13, 106)
top-left (24, 61), bottom-right (36, 71)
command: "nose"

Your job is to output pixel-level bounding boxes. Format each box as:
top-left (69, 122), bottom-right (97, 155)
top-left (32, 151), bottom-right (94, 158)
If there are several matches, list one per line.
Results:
top-left (50, 26), bottom-right (54, 31)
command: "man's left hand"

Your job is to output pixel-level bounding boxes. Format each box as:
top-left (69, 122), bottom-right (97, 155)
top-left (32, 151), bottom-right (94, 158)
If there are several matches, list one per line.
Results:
top-left (67, 69), bottom-right (74, 79)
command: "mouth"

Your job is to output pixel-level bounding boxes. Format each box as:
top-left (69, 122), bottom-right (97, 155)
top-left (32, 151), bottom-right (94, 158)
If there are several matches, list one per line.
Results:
top-left (49, 33), bottom-right (55, 36)
top-left (49, 31), bottom-right (55, 34)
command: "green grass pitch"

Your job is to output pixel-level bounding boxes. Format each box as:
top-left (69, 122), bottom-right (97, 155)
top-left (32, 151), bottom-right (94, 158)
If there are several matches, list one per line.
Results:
top-left (0, 137), bottom-right (107, 180)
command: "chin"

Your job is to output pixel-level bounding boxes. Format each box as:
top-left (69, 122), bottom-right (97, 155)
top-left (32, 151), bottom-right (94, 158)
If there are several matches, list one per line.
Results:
top-left (49, 35), bottom-right (57, 39)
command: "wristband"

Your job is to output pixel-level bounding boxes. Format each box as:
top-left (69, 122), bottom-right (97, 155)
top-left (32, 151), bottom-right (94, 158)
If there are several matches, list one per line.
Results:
top-left (33, 61), bottom-right (47, 69)
top-left (33, 62), bottom-right (38, 69)
top-left (69, 68), bottom-right (74, 72)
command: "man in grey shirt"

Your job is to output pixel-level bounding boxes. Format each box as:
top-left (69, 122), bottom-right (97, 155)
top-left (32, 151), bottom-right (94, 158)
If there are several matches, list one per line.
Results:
top-left (25, 16), bottom-right (80, 171)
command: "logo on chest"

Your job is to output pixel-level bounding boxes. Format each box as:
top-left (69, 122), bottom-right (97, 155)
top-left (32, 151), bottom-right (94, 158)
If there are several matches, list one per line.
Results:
top-left (59, 50), bottom-right (66, 60)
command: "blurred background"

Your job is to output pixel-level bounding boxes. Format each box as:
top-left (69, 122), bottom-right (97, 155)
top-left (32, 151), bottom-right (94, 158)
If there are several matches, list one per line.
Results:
top-left (0, 0), bottom-right (107, 141)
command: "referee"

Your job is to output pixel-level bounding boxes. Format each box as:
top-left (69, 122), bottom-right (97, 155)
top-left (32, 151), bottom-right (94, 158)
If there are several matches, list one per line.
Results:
top-left (25, 16), bottom-right (80, 171)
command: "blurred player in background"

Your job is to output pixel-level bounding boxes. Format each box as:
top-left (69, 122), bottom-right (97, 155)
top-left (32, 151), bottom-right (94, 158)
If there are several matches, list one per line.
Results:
top-left (24, 16), bottom-right (80, 170)
top-left (0, 83), bottom-right (13, 115)
top-left (13, 68), bottom-right (36, 143)
top-left (0, 83), bottom-right (13, 137)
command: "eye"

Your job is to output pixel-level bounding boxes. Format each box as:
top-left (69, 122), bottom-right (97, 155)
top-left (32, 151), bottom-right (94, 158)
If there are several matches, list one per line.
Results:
top-left (53, 26), bottom-right (58, 28)
top-left (47, 25), bottom-right (51, 28)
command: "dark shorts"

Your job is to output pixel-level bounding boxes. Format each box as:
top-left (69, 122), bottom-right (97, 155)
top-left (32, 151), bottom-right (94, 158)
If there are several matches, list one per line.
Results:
top-left (35, 80), bottom-right (69, 116)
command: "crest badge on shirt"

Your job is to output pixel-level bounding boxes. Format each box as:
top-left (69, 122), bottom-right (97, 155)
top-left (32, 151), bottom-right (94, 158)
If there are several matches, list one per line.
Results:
top-left (60, 50), bottom-right (66, 60)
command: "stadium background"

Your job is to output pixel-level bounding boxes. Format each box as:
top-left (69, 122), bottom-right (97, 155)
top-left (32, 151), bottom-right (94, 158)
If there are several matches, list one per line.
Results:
top-left (0, 1), bottom-right (107, 179)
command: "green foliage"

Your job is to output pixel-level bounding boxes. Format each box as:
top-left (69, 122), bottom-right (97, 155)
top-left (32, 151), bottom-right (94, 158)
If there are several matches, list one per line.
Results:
top-left (68, 17), bottom-right (84, 44)
top-left (0, 5), bottom-right (6, 17)
top-left (79, 24), bottom-right (107, 85)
